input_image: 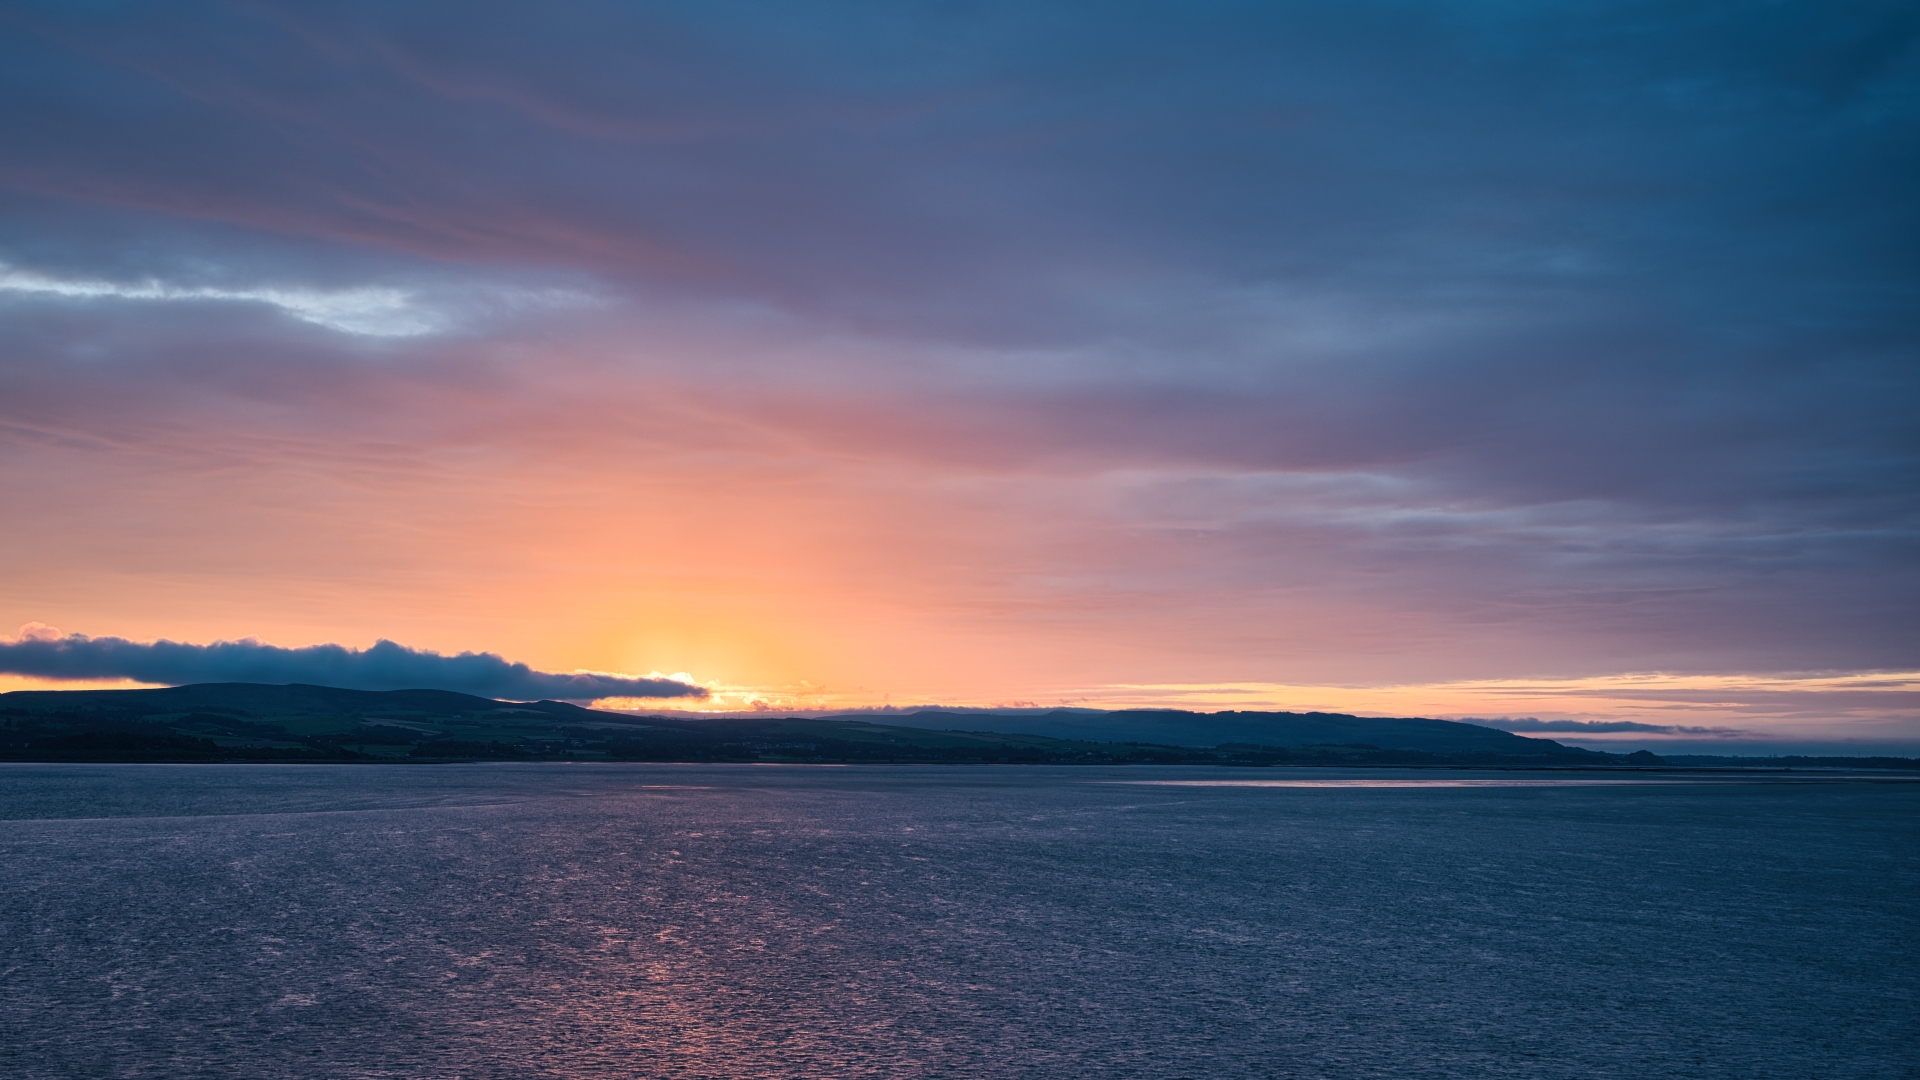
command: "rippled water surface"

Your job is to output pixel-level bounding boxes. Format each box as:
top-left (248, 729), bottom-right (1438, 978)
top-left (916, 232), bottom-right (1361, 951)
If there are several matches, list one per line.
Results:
top-left (2, 763), bottom-right (1914, 1079)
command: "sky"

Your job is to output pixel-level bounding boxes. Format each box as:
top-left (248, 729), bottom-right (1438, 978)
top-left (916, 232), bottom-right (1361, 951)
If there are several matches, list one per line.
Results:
top-left (0, 0), bottom-right (1915, 750)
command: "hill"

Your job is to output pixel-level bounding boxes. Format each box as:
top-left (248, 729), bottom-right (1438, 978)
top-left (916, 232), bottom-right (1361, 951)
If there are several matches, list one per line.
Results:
top-left (861, 708), bottom-right (1571, 755)
top-left (0, 682), bottom-right (1658, 767)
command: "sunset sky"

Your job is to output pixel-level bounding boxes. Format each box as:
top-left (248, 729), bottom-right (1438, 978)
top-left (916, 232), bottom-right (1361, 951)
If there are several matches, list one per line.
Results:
top-left (1, 1), bottom-right (1914, 749)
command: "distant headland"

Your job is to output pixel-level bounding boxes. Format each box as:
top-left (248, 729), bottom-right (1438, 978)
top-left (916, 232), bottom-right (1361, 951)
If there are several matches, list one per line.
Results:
top-left (3, 683), bottom-right (1915, 770)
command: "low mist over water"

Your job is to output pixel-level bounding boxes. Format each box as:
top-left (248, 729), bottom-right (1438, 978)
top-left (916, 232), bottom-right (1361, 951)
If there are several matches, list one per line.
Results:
top-left (3, 764), bottom-right (1914, 1078)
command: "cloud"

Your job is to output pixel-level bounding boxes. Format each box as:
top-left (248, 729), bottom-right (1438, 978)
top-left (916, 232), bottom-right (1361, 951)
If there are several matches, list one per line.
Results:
top-left (0, 628), bottom-right (707, 701)
top-left (1465, 717), bottom-right (1749, 737)
top-left (0, 1), bottom-right (1913, 707)
top-left (0, 262), bottom-right (438, 336)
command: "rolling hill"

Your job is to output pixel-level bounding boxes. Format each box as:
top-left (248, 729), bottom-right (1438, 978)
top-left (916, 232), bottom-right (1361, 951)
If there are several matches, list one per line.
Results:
top-left (1, 683), bottom-right (1640, 766)
top-left (863, 709), bottom-right (1566, 754)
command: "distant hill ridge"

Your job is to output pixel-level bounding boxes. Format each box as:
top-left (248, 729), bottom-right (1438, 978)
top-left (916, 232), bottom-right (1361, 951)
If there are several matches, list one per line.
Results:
top-left (845, 708), bottom-right (1582, 755)
top-left (5, 684), bottom-right (1575, 754)
top-left (5, 683), bottom-right (1914, 768)
top-left (4, 683), bottom-right (1596, 756)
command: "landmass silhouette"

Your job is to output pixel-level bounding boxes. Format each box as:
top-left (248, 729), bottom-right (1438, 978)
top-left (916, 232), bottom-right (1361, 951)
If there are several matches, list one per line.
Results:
top-left (4, 683), bottom-right (1913, 770)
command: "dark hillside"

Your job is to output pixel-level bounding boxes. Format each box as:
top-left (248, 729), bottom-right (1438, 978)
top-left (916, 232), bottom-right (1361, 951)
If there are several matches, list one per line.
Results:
top-left (0, 683), bottom-right (1725, 768)
top-left (864, 708), bottom-right (1590, 757)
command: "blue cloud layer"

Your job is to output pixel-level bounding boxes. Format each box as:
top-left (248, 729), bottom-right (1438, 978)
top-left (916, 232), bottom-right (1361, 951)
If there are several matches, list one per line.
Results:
top-left (0, 634), bottom-right (705, 701)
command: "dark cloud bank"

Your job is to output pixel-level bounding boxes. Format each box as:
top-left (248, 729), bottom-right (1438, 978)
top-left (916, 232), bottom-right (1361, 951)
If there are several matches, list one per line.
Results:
top-left (0, 633), bottom-right (705, 702)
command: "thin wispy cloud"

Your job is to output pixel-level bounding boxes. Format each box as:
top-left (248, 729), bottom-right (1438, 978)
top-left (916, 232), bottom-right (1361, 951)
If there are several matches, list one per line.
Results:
top-left (0, 263), bottom-right (438, 337)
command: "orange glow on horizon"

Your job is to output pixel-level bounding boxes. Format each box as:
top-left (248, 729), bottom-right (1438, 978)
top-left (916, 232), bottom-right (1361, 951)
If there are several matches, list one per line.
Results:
top-left (4, 369), bottom-right (1913, 746)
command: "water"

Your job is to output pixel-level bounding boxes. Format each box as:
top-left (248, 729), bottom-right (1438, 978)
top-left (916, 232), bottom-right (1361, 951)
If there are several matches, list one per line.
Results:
top-left (1, 763), bottom-right (1914, 1079)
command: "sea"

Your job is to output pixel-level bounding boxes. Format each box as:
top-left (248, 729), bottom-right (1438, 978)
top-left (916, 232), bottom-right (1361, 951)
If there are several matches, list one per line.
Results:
top-left (1, 763), bottom-right (1914, 1079)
